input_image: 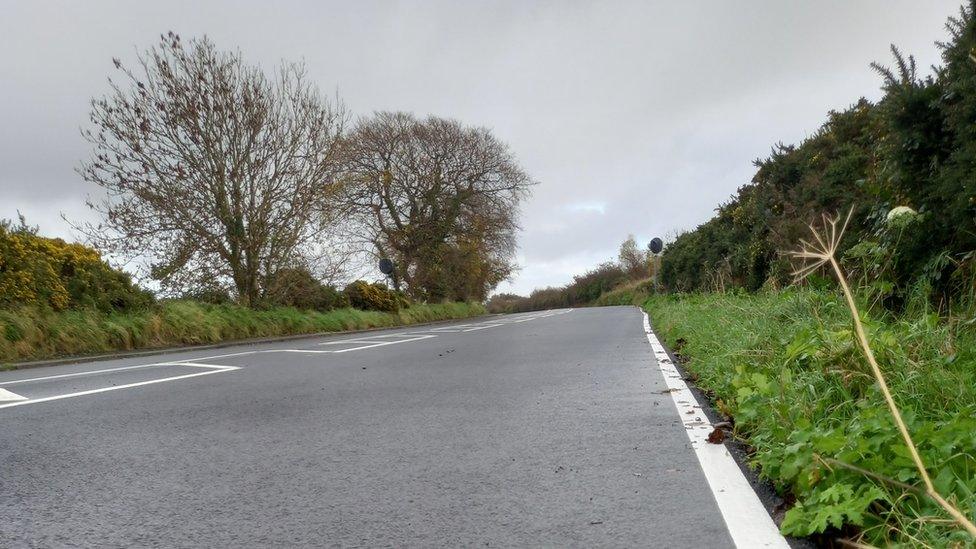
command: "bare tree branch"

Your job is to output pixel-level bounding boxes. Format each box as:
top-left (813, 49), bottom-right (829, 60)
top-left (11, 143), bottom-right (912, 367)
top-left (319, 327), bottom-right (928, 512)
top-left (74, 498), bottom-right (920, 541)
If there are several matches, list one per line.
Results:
top-left (77, 33), bottom-right (347, 305)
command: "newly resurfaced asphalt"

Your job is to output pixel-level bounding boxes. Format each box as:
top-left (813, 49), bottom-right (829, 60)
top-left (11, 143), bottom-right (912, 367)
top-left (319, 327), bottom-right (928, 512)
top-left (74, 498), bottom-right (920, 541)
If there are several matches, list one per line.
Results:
top-left (0, 307), bottom-right (735, 548)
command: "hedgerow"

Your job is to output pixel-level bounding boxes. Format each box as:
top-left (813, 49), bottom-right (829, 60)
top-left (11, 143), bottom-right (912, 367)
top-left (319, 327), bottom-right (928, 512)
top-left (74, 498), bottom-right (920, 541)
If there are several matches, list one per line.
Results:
top-left (660, 3), bottom-right (976, 312)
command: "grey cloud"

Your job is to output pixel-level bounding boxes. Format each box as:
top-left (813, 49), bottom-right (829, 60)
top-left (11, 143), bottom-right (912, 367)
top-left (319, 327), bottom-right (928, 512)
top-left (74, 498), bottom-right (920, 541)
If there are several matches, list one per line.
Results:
top-left (0, 0), bottom-right (960, 294)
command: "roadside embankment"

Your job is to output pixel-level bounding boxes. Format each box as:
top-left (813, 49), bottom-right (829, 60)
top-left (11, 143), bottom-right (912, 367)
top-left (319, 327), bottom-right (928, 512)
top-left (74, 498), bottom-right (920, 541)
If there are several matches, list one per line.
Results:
top-left (0, 300), bottom-right (485, 365)
top-left (643, 290), bottom-right (976, 546)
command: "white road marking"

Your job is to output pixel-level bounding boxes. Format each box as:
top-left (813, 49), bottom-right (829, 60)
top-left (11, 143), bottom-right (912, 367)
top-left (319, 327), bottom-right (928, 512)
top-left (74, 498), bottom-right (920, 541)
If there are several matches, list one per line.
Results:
top-left (0, 363), bottom-right (240, 410)
top-left (172, 350), bottom-right (262, 362)
top-left (0, 388), bottom-right (27, 402)
top-left (164, 362), bottom-right (237, 368)
top-left (641, 310), bottom-right (788, 548)
top-left (461, 323), bottom-right (503, 332)
top-left (317, 339), bottom-right (387, 345)
top-left (0, 310), bottom-right (577, 411)
top-left (331, 334), bottom-right (436, 353)
top-left (274, 349), bottom-right (339, 354)
top-left (0, 362), bottom-right (173, 386)
top-left (354, 333), bottom-right (424, 339)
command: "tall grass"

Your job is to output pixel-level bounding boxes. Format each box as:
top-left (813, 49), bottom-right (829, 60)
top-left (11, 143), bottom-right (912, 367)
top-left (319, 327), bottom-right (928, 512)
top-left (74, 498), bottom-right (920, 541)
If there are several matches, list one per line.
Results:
top-left (644, 290), bottom-right (976, 546)
top-left (0, 300), bottom-right (485, 364)
top-left (593, 278), bottom-right (653, 306)
top-left (791, 211), bottom-right (976, 537)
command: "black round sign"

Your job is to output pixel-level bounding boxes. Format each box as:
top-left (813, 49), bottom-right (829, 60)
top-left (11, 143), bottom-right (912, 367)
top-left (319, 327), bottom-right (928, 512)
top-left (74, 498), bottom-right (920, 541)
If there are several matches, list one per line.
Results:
top-left (648, 237), bottom-right (663, 254)
top-left (378, 258), bottom-right (395, 275)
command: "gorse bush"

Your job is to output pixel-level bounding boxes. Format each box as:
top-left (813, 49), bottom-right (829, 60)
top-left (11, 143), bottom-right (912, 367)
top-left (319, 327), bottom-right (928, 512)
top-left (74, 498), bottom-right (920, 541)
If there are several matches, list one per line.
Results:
top-left (265, 267), bottom-right (349, 311)
top-left (343, 280), bottom-right (402, 312)
top-left (660, 3), bottom-right (976, 311)
top-left (0, 217), bottom-right (153, 313)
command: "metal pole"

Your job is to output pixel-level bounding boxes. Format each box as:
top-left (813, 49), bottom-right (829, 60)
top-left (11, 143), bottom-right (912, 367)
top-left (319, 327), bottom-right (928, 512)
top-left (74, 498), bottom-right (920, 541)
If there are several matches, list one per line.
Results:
top-left (654, 253), bottom-right (662, 293)
top-left (390, 270), bottom-right (401, 293)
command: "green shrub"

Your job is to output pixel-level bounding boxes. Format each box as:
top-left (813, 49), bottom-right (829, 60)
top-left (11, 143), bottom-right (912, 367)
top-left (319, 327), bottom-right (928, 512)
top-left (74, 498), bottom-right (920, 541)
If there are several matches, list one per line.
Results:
top-left (486, 293), bottom-right (523, 313)
top-left (594, 278), bottom-right (653, 306)
top-left (343, 280), bottom-right (400, 312)
top-left (496, 262), bottom-right (628, 312)
top-left (265, 267), bottom-right (349, 310)
top-left (657, 5), bottom-right (976, 311)
top-left (0, 217), bottom-right (153, 313)
top-left (181, 287), bottom-right (233, 305)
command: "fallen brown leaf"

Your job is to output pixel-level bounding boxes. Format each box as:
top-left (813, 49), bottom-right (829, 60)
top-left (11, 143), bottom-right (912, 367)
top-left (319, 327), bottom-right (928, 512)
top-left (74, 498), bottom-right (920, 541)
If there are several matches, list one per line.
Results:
top-left (706, 427), bottom-right (726, 444)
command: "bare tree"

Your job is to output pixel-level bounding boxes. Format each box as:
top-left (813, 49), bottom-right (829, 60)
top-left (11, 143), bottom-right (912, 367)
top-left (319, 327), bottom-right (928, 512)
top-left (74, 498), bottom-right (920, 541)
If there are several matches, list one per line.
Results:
top-left (340, 112), bottom-right (533, 301)
top-left (618, 234), bottom-right (649, 279)
top-left (78, 32), bottom-right (346, 306)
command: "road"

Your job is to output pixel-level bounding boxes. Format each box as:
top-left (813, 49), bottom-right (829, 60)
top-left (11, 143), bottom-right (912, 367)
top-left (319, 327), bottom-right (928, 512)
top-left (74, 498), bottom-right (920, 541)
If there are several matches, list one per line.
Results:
top-left (0, 306), bottom-right (784, 547)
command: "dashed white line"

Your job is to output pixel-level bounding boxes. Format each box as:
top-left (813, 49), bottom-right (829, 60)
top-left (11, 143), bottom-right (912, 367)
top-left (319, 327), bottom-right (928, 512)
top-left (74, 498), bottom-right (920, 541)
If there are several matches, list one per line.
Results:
top-left (641, 310), bottom-right (787, 548)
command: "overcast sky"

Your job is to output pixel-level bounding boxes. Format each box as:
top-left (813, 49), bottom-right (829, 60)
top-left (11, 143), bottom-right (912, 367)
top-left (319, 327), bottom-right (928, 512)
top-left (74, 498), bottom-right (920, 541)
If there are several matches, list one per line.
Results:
top-left (0, 1), bottom-right (961, 295)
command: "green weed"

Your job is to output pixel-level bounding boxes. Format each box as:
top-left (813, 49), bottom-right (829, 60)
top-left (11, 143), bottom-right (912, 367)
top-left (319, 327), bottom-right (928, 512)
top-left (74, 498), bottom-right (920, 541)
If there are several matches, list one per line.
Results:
top-left (644, 290), bottom-right (976, 546)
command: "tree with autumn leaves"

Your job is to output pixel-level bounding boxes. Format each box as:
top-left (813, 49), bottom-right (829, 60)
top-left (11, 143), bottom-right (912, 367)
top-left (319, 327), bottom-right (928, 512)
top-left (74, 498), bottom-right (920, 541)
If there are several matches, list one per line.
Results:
top-left (78, 34), bottom-right (532, 306)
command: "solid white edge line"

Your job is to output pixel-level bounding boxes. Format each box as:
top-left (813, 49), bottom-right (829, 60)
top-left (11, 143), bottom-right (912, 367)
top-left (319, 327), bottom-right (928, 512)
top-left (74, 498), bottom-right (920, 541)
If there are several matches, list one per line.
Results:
top-left (0, 364), bottom-right (240, 410)
top-left (641, 310), bottom-right (788, 548)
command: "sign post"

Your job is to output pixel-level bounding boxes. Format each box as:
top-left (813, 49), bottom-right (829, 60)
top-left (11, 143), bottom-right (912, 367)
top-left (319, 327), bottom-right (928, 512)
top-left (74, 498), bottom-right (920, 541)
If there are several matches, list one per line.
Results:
top-left (648, 237), bottom-right (663, 293)
top-left (379, 258), bottom-right (400, 292)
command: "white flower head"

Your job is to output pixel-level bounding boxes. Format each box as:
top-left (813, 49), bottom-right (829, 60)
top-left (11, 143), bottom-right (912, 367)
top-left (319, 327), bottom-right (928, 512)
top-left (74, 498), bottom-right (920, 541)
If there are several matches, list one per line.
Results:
top-left (886, 206), bottom-right (917, 228)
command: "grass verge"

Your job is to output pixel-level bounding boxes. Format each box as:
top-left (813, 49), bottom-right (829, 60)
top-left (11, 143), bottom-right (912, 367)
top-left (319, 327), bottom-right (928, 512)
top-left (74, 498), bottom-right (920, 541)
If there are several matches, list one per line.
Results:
top-left (0, 300), bottom-right (486, 364)
top-left (643, 290), bottom-right (976, 546)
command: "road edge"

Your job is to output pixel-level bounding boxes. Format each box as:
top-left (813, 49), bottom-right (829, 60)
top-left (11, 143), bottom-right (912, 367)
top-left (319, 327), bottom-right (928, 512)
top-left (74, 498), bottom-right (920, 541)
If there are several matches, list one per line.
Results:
top-left (2, 313), bottom-right (495, 372)
top-left (641, 308), bottom-right (791, 549)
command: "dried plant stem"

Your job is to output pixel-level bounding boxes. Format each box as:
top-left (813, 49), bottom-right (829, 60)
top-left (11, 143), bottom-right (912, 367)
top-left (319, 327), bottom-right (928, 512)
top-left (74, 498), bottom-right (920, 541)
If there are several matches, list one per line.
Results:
top-left (836, 538), bottom-right (880, 549)
top-left (815, 454), bottom-right (921, 495)
top-left (826, 255), bottom-right (976, 537)
top-left (790, 209), bottom-right (976, 537)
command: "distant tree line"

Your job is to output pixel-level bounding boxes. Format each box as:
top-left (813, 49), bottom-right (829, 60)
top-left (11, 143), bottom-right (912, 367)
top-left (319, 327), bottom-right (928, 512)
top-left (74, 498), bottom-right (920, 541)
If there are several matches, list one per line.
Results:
top-left (75, 32), bottom-right (532, 309)
top-left (661, 3), bottom-right (976, 311)
top-left (488, 235), bottom-right (650, 313)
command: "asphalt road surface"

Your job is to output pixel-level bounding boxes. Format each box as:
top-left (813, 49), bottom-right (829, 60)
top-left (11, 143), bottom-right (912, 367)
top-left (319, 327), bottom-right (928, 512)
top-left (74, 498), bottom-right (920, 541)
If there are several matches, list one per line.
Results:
top-left (0, 307), bottom-right (767, 547)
